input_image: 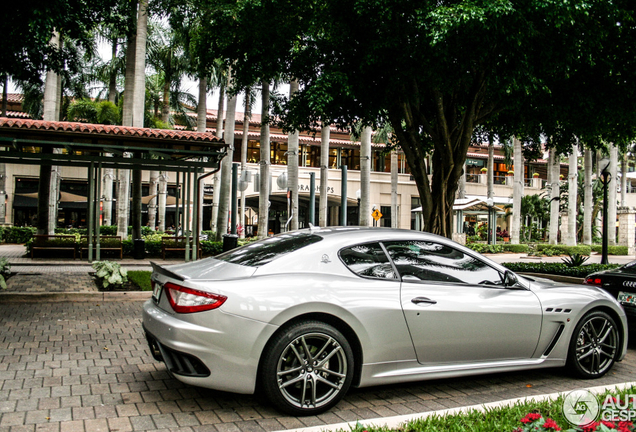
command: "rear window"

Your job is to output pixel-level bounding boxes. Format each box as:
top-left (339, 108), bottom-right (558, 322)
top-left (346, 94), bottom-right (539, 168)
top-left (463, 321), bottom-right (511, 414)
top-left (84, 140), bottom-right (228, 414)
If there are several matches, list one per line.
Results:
top-left (215, 232), bottom-right (323, 267)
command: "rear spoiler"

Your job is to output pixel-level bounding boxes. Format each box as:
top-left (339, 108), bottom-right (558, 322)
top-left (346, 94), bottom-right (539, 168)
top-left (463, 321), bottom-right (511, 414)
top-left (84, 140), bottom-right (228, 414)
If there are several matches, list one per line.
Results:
top-left (150, 261), bottom-right (187, 281)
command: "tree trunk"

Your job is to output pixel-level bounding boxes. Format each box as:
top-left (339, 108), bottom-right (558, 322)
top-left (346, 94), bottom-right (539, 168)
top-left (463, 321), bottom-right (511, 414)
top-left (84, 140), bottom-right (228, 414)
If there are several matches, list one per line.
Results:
top-left (319, 125), bottom-right (330, 227)
top-left (42, 31), bottom-right (60, 235)
top-left (511, 137), bottom-right (523, 244)
top-left (287, 80), bottom-right (300, 231)
top-left (210, 82), bottom-right (225, 232)
top-left (122, 27), bottom-right (136, 126)
top-left (621, 152), bottom-right (627, 207)
top-left (131, 0), bottom-right (148, 240)
top-left (391, 150), bottom-right (398, 228)
top-left (239, 89), bottom-right (251, 238)
top-left (566, 144), bottom-right (578, 246)
top-left (158, 173), bottom-right (167, 232)
top-left (549, 149), bottom-right (560, 245)
top-left (102, 169), bottom-right (114, 226)
top-left (117, 169), bottom-right (130, 239)
top-left (108, 38), bottom-right (118, 104)
top-left (583, 148), bottom-right (593, 244)
top-left (148, 170), bottom-right (159, 230)
top-left (2, 75), bottom-right (8, 116)
top-left (257, 80), bottom-right (270, 239)
top-left (197, 76), bottom-right (207, 132)
top-left (359, 126), bottom-right (372, 227)
top-left (161, 79), bottom-right (170, 124)
top-left (609, 144), bottom-right (618, 245)
top-left (216, 85), bottom-right (237, 240)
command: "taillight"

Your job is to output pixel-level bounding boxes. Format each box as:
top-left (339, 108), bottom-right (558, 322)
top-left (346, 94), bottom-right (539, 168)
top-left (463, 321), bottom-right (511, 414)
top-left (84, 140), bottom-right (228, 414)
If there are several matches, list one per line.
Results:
top-left (164, 282), bottom-right (227, 313)
top-left (585, 276), bottom-right (603, 286)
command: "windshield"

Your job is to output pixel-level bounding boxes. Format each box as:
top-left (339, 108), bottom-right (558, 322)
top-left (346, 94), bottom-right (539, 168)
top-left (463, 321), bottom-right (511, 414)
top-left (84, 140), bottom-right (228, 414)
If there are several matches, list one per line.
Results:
top-left (216, 232), bottom-right (323, 267)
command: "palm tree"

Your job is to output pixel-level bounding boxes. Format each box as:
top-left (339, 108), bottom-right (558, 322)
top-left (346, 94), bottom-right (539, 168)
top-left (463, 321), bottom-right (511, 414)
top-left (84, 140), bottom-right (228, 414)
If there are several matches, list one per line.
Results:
top-left (583, 148), bottom-right (593, 244)
top-left (257, 79), bottom-right (271, 239)
top-left (239, 86), bottom-right (255, 238)
top-left (511, 137), bottom-right (523, 244)
top-left (566, 143), bottom-right (578, 246)
top-left (359, 126), bottom-right (372, 227)
top-left (548, 148), bottom-right (560, 245)
top-left (287, 80), bottom-right (300, 230)
top-left (319, 123), bottom-right (330, 227)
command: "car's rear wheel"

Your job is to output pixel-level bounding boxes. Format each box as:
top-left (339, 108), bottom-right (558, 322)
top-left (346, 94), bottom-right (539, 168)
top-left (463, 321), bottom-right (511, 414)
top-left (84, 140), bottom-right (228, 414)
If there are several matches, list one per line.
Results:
top-left (567, 310), bottom-right (620, 378)
top-left (261, 321), bottom-right (354, 416)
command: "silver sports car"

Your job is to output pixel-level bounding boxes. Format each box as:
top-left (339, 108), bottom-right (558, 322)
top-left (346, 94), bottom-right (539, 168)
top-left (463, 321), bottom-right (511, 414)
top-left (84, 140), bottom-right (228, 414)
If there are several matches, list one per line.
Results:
top-left (143, 227), bottom-right (628, 416)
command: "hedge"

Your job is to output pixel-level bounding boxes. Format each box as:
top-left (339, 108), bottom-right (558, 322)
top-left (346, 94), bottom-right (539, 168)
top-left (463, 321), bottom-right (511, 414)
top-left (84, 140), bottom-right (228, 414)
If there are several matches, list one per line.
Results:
top-left (590, 244), bottom-right (629, 255)
top-left (502, 262), bottom-right (621, 278)
top-left (465, 243), bottom-right (529, 254)
top-left (5, 227), bottom-right (36, 243)
top-left (535, 244), bottom-right (591, 256)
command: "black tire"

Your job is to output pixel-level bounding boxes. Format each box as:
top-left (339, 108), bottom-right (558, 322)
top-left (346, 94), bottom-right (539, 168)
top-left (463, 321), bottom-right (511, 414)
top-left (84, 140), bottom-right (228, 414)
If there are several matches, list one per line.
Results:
top-left (567, 310), bottom-right (620, 378)
top-left (261, 320), bottom-right (354, 416)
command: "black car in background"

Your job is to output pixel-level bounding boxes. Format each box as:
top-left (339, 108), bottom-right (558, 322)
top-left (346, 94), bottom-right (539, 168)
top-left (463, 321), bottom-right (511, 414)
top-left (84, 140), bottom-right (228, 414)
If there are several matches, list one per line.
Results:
top-left (585, 262), bottom-right (636, 318)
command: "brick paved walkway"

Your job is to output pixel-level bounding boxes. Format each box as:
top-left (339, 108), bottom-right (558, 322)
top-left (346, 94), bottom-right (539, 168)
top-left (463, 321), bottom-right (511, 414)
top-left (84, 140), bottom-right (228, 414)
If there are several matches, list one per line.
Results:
top-left (0, 301), bottom-right (634, 432)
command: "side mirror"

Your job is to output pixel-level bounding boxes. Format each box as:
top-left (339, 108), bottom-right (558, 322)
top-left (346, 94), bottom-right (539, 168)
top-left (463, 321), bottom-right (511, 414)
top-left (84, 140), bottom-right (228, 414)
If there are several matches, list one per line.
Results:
top-left (503, 270), bottom-right (519, 288)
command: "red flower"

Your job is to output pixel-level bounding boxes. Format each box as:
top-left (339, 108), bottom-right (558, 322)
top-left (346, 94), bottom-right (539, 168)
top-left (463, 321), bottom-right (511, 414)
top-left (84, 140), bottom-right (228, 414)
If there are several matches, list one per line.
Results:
top-left (618, 421), bottom-right (633, 432)
top-left (521, 413), bottom-right (543, 423)
top-left (602, 421), bottom-right (616, 429)
top-left (583, 422), bottom-right (600, 432)
top-left (542, 418), bottom-right (561, 430)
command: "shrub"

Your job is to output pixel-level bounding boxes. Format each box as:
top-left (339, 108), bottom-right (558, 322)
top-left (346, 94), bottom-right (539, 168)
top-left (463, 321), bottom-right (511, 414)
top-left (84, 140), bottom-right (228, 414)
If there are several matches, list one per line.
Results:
top-left (536, 244), bottom-right (591, 256)
top-left (502, 244), bottom-right (529, 253)
top-left (0, 258), bottom-right (11, 289)
top-left (466, 243), bottom-right (503, 254)
top-left (92, 261), bottom-right (127, 289)
top-left (201, 240), bottom-right (223, 256)
top-left (562, 253), bottom-right (589, 267)
top-left (144, 239), bottom-right (162, 257)
top-left (502, 262), bottom-right (621, 278)
top-left (99, 225), bottom-right (117, 235)
top-left (5, 227), bottom-right (36, 243)
top-left (591, 244), bottom-right (629, 255)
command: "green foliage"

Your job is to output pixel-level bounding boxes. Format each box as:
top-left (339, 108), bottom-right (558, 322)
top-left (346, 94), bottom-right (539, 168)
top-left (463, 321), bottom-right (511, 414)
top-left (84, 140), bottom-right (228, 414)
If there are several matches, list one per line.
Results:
top-left (5, 227), bottom-right (36, 244)
top-left (92, 261), bottom-right (127, 289)
top-left (465, 243), bottom-right (503, 254)
top-left (95, 100), bottom-right (120, 125)
top-left (55, 228), bottom-right (88, 235)
top-left (122, 239), bottom-right (133, 256)
top-left (465, 235), bottom-right (482, 244)
top-left (561, 253), bottom-right (589, 267)
top-left (502, 244), bottom-right (529, 253)
top-left (0, 258), bottom-right (11, 290)
top-left (591, 245), bottom-right (629, 255)
top-left (201, 240), bottom-right (223, 256)
top-left (502, 262), bottom-right (620, 278)
top-left (67, 98), bottom-right (98, 123)
top-left (536, 244), bottom-right (591, 256)
top-left (127, 271), bottom-right (152, 291)
top-left (99, 225), bottom-right (118, 235)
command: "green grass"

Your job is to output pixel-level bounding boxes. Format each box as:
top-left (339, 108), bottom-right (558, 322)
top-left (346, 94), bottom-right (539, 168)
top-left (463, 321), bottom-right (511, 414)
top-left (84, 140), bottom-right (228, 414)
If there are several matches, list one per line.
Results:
top-left (127, 270), bottom-right (152, 291)
top-left (343, 386), bottom-right (634, 432)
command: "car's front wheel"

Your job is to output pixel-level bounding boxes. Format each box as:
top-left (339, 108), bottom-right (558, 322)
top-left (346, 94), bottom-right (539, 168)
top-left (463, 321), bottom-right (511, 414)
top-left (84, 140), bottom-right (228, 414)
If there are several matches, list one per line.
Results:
top-left (261, 321), bottom-right (354, 416)
top-left (567, 310), bottom-right (620, 378)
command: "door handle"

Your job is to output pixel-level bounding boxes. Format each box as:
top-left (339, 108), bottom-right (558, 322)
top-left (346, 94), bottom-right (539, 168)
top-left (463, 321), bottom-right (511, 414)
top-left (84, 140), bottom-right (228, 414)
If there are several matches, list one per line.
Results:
top-left (411, 297), bottom-right (437, 305)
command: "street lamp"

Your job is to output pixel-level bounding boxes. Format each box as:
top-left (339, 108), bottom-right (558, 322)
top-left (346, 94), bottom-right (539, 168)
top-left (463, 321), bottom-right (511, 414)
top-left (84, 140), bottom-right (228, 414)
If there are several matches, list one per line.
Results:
top-left (599, 157), bottom-right (611, 265)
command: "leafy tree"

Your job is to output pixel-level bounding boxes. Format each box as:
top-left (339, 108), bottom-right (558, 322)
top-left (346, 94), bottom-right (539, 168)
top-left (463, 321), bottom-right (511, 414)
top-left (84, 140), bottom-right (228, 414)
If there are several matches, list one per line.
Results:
top-left (270, 0), bottom-right (636, 237)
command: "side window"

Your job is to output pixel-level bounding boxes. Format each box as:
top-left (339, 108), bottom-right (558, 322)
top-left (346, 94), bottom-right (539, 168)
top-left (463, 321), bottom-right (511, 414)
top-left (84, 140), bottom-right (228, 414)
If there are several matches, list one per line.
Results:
top-left (339, 243), bottom-right (397, 280)
top-left (383, 240), bottom-right (503, 285)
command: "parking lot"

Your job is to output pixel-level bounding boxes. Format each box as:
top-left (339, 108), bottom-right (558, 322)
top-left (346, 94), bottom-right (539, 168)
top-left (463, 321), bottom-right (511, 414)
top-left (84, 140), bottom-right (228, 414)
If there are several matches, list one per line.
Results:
top-left (0, 300), bottom-right (634, 432)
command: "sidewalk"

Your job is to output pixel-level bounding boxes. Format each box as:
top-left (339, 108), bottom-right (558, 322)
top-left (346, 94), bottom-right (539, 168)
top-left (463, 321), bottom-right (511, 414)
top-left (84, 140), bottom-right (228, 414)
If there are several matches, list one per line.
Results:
top-left (0, 244), bottom-right (185, 299)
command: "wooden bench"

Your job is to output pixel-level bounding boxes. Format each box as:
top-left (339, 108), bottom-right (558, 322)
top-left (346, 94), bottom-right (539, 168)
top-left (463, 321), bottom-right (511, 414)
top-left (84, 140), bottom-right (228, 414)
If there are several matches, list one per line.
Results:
top-left (79, 235), bottom-right (123, 259)
top-left (31, 234), bottom-right (77, 259)
top-left (162, 236), bottom-right (202, 259)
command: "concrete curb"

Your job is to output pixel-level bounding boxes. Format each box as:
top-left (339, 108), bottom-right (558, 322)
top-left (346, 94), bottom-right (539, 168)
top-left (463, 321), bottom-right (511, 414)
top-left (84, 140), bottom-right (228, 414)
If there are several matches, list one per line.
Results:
top-left (0, 291), bottom-right (152, 303)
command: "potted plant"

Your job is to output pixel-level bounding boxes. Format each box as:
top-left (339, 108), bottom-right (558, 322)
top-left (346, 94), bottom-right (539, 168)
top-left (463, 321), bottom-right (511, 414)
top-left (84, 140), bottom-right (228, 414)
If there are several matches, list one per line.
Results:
top-left (507, 170), bottom-right (514, 176)
top-left (532, 172), bottom-right (540, 178)
top-left (480, 167), bottom-right (488, 173)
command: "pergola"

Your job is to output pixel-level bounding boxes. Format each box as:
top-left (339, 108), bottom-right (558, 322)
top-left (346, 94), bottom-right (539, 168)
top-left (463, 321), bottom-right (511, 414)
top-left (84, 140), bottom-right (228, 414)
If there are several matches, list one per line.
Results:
top-left (0, 118), bottom-right (227, 261)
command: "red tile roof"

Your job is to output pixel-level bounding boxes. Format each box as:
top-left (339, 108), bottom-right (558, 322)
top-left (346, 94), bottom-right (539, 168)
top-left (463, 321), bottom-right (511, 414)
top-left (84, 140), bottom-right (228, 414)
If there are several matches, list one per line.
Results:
top-left (5, 111), bottom-right (31, 119)
top-left (1, 94), bottom-right (24, 104)
top-left (0, 118), bottom-right (223, 143)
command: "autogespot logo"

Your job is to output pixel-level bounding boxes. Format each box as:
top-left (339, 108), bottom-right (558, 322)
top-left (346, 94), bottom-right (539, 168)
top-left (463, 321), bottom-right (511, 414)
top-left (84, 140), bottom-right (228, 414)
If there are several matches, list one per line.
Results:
top-left (562, 390), bottom-right (600, 427)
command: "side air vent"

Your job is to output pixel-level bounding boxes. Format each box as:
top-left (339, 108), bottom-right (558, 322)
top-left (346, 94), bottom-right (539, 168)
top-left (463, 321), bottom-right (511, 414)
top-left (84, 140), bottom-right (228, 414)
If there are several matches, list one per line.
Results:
top-left (543, 324), bottom-right (565, 357)
top-left (545, 308), bottom-right (572, 313)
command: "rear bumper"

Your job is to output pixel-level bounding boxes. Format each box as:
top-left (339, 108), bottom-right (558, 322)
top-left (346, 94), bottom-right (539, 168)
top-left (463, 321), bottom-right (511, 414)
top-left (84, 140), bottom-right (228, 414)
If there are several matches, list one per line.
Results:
top-left (142, 299), bottom-right (276, 394)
